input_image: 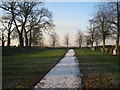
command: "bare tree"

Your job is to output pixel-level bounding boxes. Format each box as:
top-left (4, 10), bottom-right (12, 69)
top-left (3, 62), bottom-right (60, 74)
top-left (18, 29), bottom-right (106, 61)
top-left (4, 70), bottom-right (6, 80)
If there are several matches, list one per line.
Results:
top-left (93, 3), bottom-right (113, 52)
top-left (0, 3), bottom-right (15, 47)
top-left (63, 34), bottom-right (69, 48)
top-left (0, 2), bottom-right (38, 47)
top-left (50, 32), bottom-right (59, 48)
top-left (15, 2), bottom-right (41, 47)
top-left (87, 18), bottom-right (102, 48)
top-left (75, 30), bottom-right (83, 48)
top-left (0, 28), bottom-right (7, 47)
top-left (86, 35), bottom-right (92, 47)
top-left (116, 0), bottom-right (120, 55)
top-left (107, 1), bottom-right (120, 54)
top-left (27, 7), bottom-right (54, 47)
top-left (0, 2), bottom-right (54, 47)
top-left (87, 19), bottom-right (96, 48)
top-left (94, 31), bottom-right (101, 47)
top-left (32, 28), bottom-right (44, 47)
top-left (83, 35), bottom-right (89, 48)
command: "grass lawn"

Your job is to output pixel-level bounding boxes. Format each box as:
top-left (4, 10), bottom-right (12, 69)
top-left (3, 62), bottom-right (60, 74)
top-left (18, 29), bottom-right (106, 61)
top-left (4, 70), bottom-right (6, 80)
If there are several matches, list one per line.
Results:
top-left (2, 47), bottom-right (67, 88)
top-left (75, 49), bottom-right (120, 89)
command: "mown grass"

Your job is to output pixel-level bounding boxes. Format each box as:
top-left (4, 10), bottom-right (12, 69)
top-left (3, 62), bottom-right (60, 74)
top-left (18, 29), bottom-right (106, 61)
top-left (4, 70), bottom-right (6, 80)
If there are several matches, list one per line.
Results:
top-left (2, 48), bottom-right (67, 89)
top-left (75, 49), bottom-right (120, 89)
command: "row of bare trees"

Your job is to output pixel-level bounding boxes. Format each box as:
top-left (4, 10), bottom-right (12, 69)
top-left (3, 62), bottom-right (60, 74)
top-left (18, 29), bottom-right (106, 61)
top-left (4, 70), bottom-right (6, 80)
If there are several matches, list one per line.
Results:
top-left (49, 31), bottom-right (84, 48)
top-left (86, 1), bottom-right (120, 54)
top-left (50, 1), bottom-right (119, 53)
top-left (0, 2), bottom-right (54, 47)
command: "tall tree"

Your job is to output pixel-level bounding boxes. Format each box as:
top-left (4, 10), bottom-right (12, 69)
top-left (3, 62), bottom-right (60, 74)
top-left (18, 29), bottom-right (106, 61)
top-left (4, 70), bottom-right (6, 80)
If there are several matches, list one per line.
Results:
top-left (14, 2), bottom-right (39, 47)
top-left (107, 1), bottom-right (120, 54)
top-left (0, 28), bottom-right (6, 47)
top-left (87, 19), bottom-right (96, 48)
top-left (32, 28), bottom-right (44, 46)
top-left (50, 32), bottom-right (59, 48)
top-left (0, 3), bottom-right (15, 46)
top-left (26, 7), bottom-right (53, 47)
top-left (87, 19), bottom-right (101, 48)
top-left (0, 2), bottom-right (54, 47)
top-left (94, 3), bottom-right (113, 52)
top-left (116, 0), bottom-right (120, 55)
top-left (75, 30), bottom-right (83, 48)
top-left (63, 34), bottom-right (69, 48)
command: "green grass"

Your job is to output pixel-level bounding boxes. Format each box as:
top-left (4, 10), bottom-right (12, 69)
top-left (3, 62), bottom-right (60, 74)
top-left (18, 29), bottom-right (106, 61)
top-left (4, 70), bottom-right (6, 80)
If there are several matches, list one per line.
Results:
top-left (2, 48), bottom-right (67, 88)
top-left (75, 49), bottom-right (120, 89)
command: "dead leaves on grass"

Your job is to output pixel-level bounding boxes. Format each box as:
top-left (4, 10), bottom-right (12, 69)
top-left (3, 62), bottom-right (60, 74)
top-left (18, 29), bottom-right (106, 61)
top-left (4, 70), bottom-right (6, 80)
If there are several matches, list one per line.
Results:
top-left (82, 72), bottom-right (119, 89)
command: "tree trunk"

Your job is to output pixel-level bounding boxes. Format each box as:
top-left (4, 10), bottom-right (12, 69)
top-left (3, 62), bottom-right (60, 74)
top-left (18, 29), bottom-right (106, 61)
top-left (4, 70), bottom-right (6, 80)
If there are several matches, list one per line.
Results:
top-left (7, 20), bottom-right (13, 47)
top-left (53, 41), bottom-right (55, 48)
top-left (19, 33), bottom-right (24, 47)
top-left (25, 33), bottom-right (28, 47)
top-left (19, 17), bottom-right (27, 47)
top-left (2, 40), bottom-right (5, 47)
top-left (91, 33), bottom-right (94, 48)
top-left (7, 32), bottom-right (11, 47)
top-left (116, 1), bottom-right (120, 55)
top-left (103, 37), bottom-right (106, 52)
top-left (24, 29), bottom-right (28, 47)
top-left (96, 41), bottom-right (98, 47)
top-left (67, 43), bottom-right (68, 48)
top-left (29, 30), bottom-right (32, 47)
top-left (2, 33), bottom-right (5, 47)
top-left (79, 44), bottom-right (81, 48)
top-left (78, 40), bottom-right (81, 48)
top-left (91, 42), bottom-right (93, 48)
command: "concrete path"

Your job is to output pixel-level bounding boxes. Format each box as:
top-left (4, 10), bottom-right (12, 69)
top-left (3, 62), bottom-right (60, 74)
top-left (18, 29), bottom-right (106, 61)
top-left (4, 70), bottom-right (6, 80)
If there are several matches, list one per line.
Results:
top-left (35, 49), bottom-right (82, 89)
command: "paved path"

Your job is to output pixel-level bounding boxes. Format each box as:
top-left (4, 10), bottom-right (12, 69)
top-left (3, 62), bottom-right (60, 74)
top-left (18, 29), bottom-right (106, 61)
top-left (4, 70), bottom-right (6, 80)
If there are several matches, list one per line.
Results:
top-left (35, 49), bottom-right (82, 89)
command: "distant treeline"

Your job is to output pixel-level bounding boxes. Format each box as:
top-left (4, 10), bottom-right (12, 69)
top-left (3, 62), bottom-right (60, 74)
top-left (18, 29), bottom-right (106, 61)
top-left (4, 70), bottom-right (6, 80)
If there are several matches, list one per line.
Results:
top-left (2, 45), bottom-right (120, 56)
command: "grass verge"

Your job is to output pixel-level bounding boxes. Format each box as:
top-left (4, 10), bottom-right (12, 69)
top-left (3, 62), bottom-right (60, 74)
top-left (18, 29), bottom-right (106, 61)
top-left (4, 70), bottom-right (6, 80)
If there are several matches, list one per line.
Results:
top-left (2, 47), bottom-right (67, 89)
top-left (75, 49), bottom-right (120, 89)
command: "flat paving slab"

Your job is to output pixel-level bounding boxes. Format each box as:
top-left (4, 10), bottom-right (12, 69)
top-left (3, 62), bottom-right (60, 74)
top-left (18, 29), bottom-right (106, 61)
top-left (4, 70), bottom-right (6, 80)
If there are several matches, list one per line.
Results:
top-left (35, 49), bottom-right (82, 88)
